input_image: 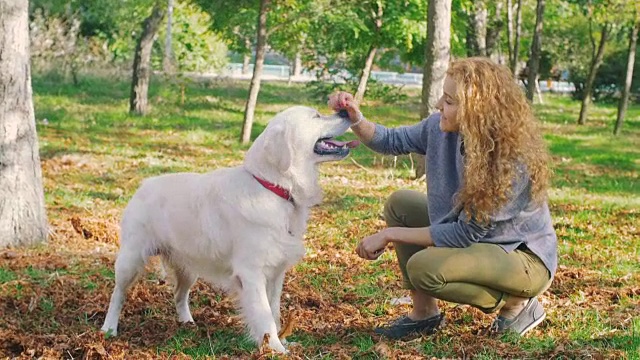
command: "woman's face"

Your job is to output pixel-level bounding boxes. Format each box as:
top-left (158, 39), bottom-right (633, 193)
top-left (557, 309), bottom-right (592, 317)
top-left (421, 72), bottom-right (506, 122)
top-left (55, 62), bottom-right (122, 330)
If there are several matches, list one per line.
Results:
top-left (436, 76), bottom-right (460, 132)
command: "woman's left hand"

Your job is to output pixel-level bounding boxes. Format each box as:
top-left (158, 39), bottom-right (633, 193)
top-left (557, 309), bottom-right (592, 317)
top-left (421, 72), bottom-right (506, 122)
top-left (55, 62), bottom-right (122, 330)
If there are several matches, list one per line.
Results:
top-left (356, 230), bottom-right (390, 260)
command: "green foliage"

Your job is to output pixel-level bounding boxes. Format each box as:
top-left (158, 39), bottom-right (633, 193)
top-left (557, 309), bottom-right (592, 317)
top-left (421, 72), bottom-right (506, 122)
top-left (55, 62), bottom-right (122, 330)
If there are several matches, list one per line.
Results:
top-left (305, 77), bottom-right (408, 104)
top-left (157, 1), bottom-right (227, 73)
top-left (3, 75), bottom-right (636, 358)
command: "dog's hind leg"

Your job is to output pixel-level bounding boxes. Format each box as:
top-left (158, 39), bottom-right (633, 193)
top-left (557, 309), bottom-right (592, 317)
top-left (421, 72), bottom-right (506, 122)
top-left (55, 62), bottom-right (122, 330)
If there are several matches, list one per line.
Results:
top-left (162, 256), bottom-right (197, 323)
top-left (101, 246), bottom-right (146, 336)
top-left (233, 269), bottom-right (287, 353)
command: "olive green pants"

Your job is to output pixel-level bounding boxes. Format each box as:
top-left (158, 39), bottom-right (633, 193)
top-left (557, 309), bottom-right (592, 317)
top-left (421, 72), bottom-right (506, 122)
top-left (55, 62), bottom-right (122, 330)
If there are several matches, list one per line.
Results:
top-left (385, 190), bottom-right (551, 313)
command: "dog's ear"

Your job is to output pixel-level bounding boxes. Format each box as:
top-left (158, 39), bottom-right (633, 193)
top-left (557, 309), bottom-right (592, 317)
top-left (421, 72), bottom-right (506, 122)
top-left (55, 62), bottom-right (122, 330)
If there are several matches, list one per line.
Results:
top-left (263, 124), bottom-right (293, 173)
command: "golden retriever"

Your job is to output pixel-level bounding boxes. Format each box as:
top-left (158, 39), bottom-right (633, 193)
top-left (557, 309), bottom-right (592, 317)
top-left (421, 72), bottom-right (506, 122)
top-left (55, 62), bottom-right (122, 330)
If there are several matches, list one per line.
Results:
top-left (101, 106), bottom-right (358, 353)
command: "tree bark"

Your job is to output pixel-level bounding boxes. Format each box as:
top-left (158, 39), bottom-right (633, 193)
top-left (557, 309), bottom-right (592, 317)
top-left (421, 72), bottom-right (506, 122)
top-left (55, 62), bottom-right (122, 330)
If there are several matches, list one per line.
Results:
top-left (162, 0), bottom-right (174, 74)
top-left (614, 22), bottom-right (638, 136)
top-left (355, 2), bottom-right (383, 103)
top-left (526, 0), bottom-right (545, 102)
top-left (242, 37), bottom-right (252, 75)
top-left (240, 0), bottom-right (270, 144)
top-left (510, 0), bottom-right (523, 76)
top-left (292, 51), bottom-right (302, 77)
top-left (578, 23), bottom-right (611, 125)
top-left (354, 46), bottom-right (378, 103)
top-left (467, 0), bottom-right (487, 57)
top-left (416, 0), bottom-right (452, 179)
top-left (0, 0), bottom-right (48, 247)
top-left (486, 1), bottom-right (504, 59)
top-left (129, 2), bottom-right (165, 115)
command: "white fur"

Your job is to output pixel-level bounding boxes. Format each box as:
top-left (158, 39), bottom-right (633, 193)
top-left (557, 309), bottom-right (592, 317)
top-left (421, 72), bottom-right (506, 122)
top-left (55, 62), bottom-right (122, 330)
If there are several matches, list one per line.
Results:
top-left (101, 106), bottom-right (352, 353)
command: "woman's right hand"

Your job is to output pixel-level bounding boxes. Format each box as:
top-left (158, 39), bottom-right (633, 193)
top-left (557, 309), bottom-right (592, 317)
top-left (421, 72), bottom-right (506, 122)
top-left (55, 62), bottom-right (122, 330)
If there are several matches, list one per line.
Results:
top-left (328, 91), bottom-right (361, 125)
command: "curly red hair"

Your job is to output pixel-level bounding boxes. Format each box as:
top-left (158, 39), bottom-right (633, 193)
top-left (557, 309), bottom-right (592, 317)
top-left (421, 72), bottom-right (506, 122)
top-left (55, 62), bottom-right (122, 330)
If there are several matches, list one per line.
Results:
top-left (446, 57), bottom-right (552, 221)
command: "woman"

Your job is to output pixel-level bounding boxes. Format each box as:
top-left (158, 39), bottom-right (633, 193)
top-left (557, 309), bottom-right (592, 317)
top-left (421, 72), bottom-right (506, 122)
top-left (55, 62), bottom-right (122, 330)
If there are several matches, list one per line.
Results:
top-left (328, 57), bottom-right (557, 339)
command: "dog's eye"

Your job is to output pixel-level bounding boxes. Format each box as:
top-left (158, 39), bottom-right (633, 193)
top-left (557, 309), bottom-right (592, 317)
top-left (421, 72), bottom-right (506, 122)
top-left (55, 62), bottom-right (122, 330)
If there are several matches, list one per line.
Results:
top-left (314, 113), bottom-right (321, 118)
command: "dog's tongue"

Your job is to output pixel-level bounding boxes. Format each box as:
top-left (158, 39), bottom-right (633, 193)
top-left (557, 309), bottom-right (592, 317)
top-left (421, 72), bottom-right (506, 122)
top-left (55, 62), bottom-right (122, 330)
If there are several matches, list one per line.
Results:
top-left (325, 139), bottom-right (360, 148)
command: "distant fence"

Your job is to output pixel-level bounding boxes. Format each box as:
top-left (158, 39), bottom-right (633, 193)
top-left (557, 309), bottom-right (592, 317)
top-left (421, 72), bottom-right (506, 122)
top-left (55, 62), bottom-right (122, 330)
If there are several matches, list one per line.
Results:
top-left (209, 63), bottom-right (576, 93)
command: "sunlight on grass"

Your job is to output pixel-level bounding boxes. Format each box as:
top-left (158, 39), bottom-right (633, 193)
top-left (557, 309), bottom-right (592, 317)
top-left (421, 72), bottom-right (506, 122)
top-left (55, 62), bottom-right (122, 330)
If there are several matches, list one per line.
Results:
top-left (1, 77), bottom-right (635, 359)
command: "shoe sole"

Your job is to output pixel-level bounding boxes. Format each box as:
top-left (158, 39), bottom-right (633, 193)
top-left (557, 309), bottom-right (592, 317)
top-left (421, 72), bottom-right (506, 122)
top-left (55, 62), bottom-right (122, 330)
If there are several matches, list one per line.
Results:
top-left (518, 312), bottom-right (546, 336)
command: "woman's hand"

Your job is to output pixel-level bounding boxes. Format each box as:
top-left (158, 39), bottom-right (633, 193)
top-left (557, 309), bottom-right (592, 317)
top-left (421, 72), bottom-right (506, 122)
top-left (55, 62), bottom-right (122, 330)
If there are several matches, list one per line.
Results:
top-left (356, 230), bottom-right (390, 260)
top-left (328, 91), bottom-right (361, 125)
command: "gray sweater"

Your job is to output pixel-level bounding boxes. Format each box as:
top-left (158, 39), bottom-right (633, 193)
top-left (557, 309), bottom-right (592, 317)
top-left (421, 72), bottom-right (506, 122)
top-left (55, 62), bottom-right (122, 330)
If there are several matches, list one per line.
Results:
top-left (367, 113), bottom-right (558, 276)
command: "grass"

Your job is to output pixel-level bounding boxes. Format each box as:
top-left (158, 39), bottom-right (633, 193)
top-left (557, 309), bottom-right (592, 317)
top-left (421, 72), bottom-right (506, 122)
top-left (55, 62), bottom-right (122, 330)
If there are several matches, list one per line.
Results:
top-left (0, 72), bottom-right (638, 359)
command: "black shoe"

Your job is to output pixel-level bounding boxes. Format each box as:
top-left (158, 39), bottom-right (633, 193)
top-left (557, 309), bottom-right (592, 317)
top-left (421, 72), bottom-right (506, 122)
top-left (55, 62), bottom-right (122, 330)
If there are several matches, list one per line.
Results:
top-left (374, 313), bottom-right (444, 340)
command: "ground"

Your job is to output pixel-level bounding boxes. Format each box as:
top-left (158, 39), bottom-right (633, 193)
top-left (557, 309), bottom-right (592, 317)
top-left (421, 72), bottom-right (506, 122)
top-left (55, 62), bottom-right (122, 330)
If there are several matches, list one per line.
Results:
top-left (1, 75), bottom-right (638, 359)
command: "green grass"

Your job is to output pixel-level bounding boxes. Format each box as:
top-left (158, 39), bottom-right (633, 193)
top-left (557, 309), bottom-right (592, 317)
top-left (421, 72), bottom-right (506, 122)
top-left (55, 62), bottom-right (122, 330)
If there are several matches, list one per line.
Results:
top-left (0, 73), bottom-right (637, 359)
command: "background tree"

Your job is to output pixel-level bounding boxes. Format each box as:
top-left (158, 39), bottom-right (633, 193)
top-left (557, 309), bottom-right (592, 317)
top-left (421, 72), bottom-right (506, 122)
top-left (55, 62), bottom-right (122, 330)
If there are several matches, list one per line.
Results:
top-left (466, 0), bottom-right (487, 56)
top-left (416, 0), bottom-right (452, 179)
top-left (163, 0), bottom-right (174, 74)
top-left (240, 0), bottom-right (270, 144)
top-left (526, 0), bottom-right (545, 102)
top-left (614, 19), bottom-right (639, 135)
top-left (0, 0), bottom-right (48, 247)
top-left (302, 0), bottom-right (426, 100)
top-left (507, 0), bottom-right (524, 75)
top-left (577, 0), bottom-right (615, 125)
top-left (130, 1), bottom-right (166, 115)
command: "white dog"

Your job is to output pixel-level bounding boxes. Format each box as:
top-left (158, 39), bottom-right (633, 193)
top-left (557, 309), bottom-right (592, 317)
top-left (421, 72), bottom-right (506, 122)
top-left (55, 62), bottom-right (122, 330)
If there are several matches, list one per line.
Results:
top-left (101, 106), bottom-right (358, 353)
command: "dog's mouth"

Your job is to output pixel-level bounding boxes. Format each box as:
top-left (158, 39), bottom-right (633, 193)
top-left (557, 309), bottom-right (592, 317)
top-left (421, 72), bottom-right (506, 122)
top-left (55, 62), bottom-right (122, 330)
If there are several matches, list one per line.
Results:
top-left (314, 138), bottom-right (360, 156)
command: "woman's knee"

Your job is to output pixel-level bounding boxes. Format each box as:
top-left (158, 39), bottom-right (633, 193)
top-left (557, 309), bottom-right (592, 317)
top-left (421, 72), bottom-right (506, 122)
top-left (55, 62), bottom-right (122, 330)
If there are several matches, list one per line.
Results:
top-left (383, 190), bottom-right (429, 227)
top-left (406, 251), bottom-right (443, 294)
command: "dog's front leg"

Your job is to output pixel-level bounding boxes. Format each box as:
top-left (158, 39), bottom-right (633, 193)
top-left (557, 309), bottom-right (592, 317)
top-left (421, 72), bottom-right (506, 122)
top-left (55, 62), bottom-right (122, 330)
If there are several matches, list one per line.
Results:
top-left (234, 271), bottom-right (287, 353)
top-left (267, 269), bottom-right (286, 332)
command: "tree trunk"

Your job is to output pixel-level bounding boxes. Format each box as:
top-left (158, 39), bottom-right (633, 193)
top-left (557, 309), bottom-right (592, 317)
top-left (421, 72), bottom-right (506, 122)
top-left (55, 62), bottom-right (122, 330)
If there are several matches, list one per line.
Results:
top-left (614, 22), bottom-right (638, 136)
top-left (507, 0), bottom-right (514, 65)
top-left (355, 46), bottom-right (378, 103)
top-left (526, 0), bottom-right (545, 102)
top-left (0, 0), bottom-right (48, 247)
top-left (486, 1), bottom-right (504, 59)
top-left (416, 0), bottom-right (452, 179)
top-left (292, 51), bottom-right (302, 77)
top-left (578, 23), bottom-right (611, 125)
top-left (162, 0), bottom-right (174, 74)
top-left (129, 3), bottom-right (165, 115)
top-left (510, 0), bottom-right (523, 76)
top-left (242, 37), bottom-right (252, 75)
top-left (355, 3), bottom-right (383, 103)
top-left (240, 0), bottom-right (270, 144)
top-left (467, 0), bottom-right (487, 57)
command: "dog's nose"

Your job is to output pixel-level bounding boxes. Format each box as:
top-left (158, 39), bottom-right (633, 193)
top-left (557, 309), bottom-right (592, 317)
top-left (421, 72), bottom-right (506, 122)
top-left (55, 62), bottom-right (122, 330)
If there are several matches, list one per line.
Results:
top-left (337, 109), bottom-right (350, 119)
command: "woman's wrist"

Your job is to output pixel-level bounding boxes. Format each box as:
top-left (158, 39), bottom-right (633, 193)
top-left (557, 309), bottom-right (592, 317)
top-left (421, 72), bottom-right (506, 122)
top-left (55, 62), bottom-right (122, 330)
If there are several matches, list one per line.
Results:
top-left (350, 111), bottom-right (365, 128)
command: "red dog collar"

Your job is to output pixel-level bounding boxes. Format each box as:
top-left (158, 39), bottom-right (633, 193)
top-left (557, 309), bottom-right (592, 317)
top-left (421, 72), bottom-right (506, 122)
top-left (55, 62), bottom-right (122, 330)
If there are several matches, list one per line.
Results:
top-left (253, 175), bottom-right (294, 204)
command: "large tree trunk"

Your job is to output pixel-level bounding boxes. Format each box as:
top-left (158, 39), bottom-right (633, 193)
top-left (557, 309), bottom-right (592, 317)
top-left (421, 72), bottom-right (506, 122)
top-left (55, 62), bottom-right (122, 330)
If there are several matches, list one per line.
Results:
top-left (416, 0), bottom-right (452, 179)
top-left (129, 3), bottom-right (165, 115)
top-left (467, 0), bottom-right (487, 57)
top-left (614, 22), bottom-right (638, 136)
top-left (162, 0), bottom-right (174, 74)
top-left (354, 46), bottom-right (378, 103)
top-left (0, 0), bottom-right (48, 247)
top-left (510, 0), bottom-right (523, 76)
top-left (240, 0), bottom-right (270, 144)
top-left (578, 23), bottom-right (611, 125)
top-left (526, 0), bottom-right (545, 102)
top-left (355, 3), bottom-right (383, 103)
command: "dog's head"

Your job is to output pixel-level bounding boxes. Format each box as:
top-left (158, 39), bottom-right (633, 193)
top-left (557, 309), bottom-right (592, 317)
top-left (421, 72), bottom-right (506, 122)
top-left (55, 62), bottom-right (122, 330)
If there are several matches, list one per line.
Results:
top-left (245, 106), bottom-right (359, 174)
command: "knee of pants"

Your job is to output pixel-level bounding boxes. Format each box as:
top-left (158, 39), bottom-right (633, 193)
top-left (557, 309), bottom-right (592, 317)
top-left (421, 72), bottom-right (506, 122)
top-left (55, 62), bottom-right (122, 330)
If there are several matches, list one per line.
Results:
top-left (406, 252), bottom-right (444, 294)
top-left (383, 190), bottom-right (414, 225)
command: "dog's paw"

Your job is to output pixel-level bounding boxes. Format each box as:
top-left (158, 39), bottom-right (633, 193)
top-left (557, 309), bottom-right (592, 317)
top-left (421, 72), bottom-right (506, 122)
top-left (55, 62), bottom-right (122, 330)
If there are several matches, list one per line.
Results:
top-left (100, 327), bottom-right (117, 338)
